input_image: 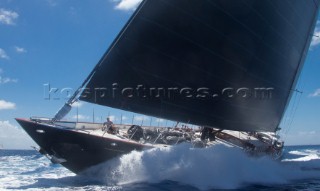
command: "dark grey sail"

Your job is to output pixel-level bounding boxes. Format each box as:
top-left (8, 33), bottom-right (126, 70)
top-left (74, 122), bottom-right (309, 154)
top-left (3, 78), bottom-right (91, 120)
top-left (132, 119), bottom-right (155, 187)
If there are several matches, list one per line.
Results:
top-left (79, 0), bottom-right (319, 132)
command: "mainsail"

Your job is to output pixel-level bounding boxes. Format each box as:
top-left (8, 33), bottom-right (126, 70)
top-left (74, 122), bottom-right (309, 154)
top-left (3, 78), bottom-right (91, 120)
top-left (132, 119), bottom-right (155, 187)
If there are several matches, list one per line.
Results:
top-left (77, 0), bottom-right (319, 132)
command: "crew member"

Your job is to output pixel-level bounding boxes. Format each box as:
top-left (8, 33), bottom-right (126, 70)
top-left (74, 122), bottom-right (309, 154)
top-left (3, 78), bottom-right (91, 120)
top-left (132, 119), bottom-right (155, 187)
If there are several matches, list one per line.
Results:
top-left (102, 117), bottom-right (116, 134)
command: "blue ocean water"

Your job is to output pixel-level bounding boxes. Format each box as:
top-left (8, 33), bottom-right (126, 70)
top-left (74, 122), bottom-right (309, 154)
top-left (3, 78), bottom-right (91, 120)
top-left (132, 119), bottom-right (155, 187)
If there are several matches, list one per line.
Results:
top-left (0, 145), bottom-right (320, 191)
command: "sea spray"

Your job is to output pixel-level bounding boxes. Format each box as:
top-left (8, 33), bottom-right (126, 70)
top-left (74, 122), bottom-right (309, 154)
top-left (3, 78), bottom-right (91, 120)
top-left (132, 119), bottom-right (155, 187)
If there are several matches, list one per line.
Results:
top-left (84, 144), bottom-right (320, 190)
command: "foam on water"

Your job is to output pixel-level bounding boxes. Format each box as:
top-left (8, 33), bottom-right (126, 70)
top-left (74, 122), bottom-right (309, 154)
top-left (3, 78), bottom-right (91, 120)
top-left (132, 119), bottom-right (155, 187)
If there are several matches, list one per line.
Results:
top-left (1, 146), bottom-right (320, 190)
top-left (0, 152), bottom-right (73, 190)
top-left (283, 154), bottom-right (320, 162)
top-left (283, 147), bottom-right (320, 162)
top-left (288, 149), bottom-right (320, 157)
top-left (0, 151), bottom-right (122, 191)
top-left (85, 144), bottom-right (320, 190)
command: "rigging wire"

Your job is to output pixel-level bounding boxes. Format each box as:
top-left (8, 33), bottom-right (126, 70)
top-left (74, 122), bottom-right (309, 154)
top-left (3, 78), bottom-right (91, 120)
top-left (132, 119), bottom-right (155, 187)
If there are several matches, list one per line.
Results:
top-left (285, 92), bottom-right (303, 135)
top-left (281, 91), bottom-right (297, 131)
top-left (282, 51), bottom-right (316, 138)
top-left (283, 80), bottom-right (303, 136)
top-left (281, 9), bottom-right (320, 137)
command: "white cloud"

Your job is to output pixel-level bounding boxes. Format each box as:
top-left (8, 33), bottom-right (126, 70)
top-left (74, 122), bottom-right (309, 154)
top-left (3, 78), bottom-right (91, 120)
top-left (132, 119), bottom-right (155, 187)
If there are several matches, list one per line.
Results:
top-left (134, 115), bottom-right (149, 122)
top-left (0, 100), bottom-right (16, 110)
top-left (0, 48), bottom-right (9, 59)
top-left (0, 68), bottom-right (18, 84)
top-left (15, 46), bottom-right (27, 53)
top-left (71, 101), bottom-right (84, 108)
top-left (155, 118), bottom-right (164, 123)
top-left (0, 75), bottom-right (18, 84)
top-left (95, 116), bottom-right (102, 122)
top-left (109, 115), bottom-right (116, 122)
top-left (311, 31), bottom-right (320, 47)
top-left (98, 115), bottom-right (116, 122)
top-left (101, 115), bottom-right (128, 123)
top-left (0, 120), bottom-right (36, 149)
top-left (121, 116), bottom-right (128, 121)
top-left (311, 21), bottom-right (320, 48)
top-left (0, 8), bottom-right (19, 25)
top-left (309, 89), bottom-right (320, 97)
top-left (112, 0), bottom-right (142, 11)
top-left (72, 114), bottom-right (90, 120)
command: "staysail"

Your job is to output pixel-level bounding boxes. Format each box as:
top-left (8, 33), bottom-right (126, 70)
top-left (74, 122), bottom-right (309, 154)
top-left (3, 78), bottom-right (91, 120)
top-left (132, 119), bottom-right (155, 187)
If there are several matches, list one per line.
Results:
top-left (77, 0), bottom-right (319, 132)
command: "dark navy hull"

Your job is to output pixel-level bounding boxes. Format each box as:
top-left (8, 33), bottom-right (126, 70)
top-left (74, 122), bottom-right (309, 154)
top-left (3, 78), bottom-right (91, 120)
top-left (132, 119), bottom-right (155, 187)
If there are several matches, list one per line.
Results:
top-left (15, 118), bottom-right (150, 174)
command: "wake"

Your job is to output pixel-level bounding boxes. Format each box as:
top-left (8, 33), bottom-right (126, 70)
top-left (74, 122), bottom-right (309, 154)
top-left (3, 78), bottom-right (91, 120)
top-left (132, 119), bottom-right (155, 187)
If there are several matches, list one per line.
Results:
top-left (84, 144), bottom-right (320, 189)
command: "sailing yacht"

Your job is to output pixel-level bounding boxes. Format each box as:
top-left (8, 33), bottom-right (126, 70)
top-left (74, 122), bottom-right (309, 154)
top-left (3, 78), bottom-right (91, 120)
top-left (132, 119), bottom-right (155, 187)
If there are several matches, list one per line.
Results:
top-left (16, 0), bottom-right (319, 174)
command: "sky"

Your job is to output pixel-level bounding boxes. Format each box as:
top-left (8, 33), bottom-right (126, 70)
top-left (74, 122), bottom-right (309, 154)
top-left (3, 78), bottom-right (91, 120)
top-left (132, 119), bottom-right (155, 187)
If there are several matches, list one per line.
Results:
top-left (0, 0), bottom-right (319, 149)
